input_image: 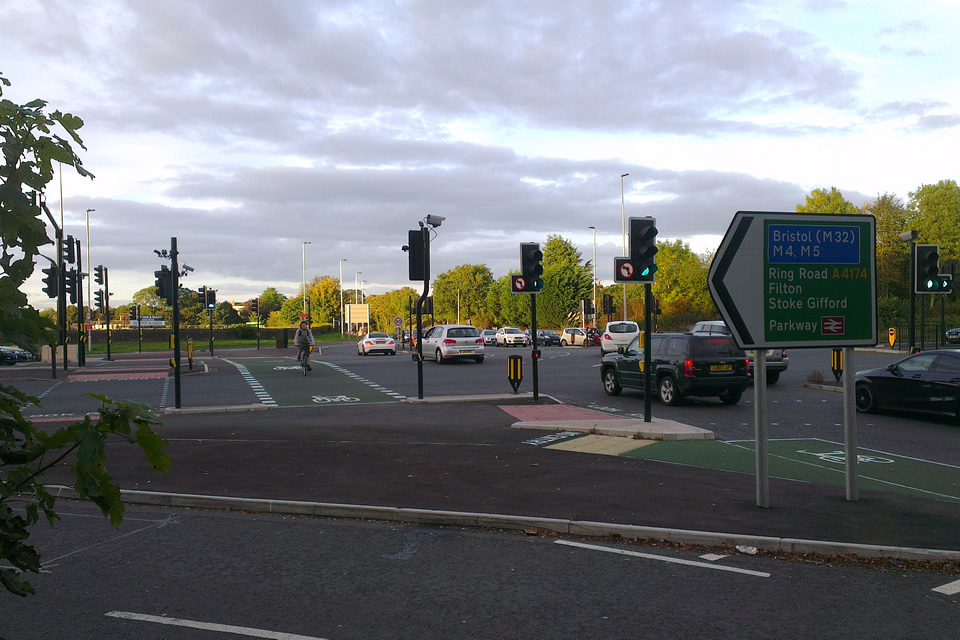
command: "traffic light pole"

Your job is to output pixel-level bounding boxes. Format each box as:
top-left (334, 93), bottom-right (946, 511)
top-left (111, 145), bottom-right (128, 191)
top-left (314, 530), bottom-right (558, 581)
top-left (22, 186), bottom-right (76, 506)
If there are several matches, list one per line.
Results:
top-left (643, 283), bottom-right (653, 422)
top-left (415, 228), bottom-right (429, 400)
top-left (530, 294), bottom-right (539, 400)
top-left (75, 238), bottom-right (85, 367)
top-left (171, 237), bottom-right (182, 409)
top-left (104, 267), bottom-right (112, 361)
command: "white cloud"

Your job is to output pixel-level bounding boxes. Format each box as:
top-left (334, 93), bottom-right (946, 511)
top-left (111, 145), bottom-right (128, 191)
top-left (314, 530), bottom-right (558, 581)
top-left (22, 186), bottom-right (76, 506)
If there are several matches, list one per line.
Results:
top-left (3, 0), bottom-right (957, 307)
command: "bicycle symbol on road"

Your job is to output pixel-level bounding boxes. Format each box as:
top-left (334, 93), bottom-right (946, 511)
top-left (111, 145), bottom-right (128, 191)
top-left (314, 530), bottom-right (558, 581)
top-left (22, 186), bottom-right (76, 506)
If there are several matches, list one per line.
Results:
top-left (797, 450), bottom-right (894, 464)
top-left (312, 395), bottom-right (360, 404)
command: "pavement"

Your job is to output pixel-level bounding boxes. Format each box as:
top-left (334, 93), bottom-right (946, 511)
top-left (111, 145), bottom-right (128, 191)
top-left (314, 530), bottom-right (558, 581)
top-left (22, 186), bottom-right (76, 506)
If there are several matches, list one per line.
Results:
top-left (36, 390), bottom-right (960, 563)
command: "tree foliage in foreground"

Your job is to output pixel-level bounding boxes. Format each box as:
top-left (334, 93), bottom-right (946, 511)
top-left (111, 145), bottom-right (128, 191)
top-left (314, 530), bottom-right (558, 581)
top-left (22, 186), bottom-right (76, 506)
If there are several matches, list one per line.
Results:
top-left (1, 73), bottom-right (170, 598)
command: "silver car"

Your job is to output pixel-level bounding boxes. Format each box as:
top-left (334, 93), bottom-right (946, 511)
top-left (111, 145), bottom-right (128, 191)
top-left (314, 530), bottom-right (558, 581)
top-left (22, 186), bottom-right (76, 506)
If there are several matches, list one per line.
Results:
top-left (421, 324), bottom-right (485, 364)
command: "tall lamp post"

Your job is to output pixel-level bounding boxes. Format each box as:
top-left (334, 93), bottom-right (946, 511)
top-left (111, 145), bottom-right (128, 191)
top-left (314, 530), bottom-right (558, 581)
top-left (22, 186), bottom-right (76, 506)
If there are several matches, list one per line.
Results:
top-left (588, 225), bottom-right (597, 326)
top-left (339, 258), bottom-right (347, 338)
top-left (301, 241), bottom-right (311, 321)
top-left (620, 173), bottom-right (629, 320)
top-left (85, 208), bottom-right (94, 344)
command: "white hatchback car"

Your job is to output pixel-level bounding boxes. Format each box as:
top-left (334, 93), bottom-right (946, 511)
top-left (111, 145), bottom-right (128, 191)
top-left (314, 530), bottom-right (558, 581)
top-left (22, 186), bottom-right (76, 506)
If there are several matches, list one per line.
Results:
top-left (420, 324), bottom-right (485, 363)
top-left (600, 321), bottom-right (640, 355)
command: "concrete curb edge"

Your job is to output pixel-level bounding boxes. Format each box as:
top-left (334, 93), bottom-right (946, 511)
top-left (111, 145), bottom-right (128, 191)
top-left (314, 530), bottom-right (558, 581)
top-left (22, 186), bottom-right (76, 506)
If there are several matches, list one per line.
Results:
top-left (46, 485), bottom-right (960, 562)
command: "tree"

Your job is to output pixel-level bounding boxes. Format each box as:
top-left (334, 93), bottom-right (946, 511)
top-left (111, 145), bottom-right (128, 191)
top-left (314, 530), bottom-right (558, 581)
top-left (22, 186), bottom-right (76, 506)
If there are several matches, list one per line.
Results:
top-left (1, 74), bottom-right (170, 597)
top-left (539, 235), bottom-right (592, 327)
top-left (258, 287), bottom-right (286, 322)
top-left (432, 264), bottom-right (494, 325)
top-left (650, 240), bottom-right (715, 329)
top-left (908, 179), bottom-right (960, 267)
top-left (796, 187), bottom-right (859, 215)
top-left (862, 193), bottom-right (910, 300)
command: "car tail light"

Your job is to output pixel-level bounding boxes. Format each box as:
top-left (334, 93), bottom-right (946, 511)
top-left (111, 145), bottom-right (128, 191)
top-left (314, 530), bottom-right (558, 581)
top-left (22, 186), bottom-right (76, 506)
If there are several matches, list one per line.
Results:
top-left (684, 359), bottom-right (695, 376)
top-left (442, 339), bottom-right (456, 345)
top-left (475, 338), bottom-right (483, 344)
top-left (603, 333), bottom-right (612, 340)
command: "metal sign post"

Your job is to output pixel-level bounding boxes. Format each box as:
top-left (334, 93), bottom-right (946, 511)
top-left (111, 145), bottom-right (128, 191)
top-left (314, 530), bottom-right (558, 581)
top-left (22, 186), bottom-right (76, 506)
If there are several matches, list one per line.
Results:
top-left (709, 211), bottom-right (876, 505)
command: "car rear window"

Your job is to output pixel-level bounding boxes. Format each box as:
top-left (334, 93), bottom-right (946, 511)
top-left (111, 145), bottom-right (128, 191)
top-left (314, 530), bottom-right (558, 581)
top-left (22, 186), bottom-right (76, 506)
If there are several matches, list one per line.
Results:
top-left (607, 322), bottom-right (638, 333)
top-left (690, 336), bottom-right (744, 357)
top-left (448, 327), bottom-right (480, 338)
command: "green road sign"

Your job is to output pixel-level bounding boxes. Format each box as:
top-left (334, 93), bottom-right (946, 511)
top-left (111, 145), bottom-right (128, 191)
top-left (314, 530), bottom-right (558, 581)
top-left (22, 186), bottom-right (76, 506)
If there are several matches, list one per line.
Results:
top-left (709, 212), bottom-right (877, 349)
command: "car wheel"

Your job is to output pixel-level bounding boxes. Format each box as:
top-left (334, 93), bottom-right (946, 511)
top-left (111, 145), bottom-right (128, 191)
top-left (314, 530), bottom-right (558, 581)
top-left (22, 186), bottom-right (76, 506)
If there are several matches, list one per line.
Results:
top-left (766, 372), bottom-right (780, 385)
top-left (855, 382), bottom-right (877, 413)
top-left (719, 389), bottom-right (742, 405)
top-left (435, 348), bottom-right (445, 364)
top-left (602, 369), bottom-right (622, 396)
top-left (658, 375), bottom-right (680, 406)
top-left (561, 339), bottom-right (568, 346)
top-left (475, 356), bottom-right (484, 364)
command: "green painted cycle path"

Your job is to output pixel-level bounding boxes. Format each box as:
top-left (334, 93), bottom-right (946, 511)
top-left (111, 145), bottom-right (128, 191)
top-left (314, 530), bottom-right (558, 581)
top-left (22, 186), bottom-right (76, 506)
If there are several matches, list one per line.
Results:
top-left (223, 356), bottom-right (406, 407)
top-left (624, 437), bottom-right (960, 503)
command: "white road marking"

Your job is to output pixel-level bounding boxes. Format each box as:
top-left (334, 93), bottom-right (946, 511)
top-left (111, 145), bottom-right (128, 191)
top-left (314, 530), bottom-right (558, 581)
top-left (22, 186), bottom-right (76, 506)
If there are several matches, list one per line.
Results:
top-left (555, 540), bottom-right (770, 577)
top-left (933, 578), bottom-right (960, 595)
top-left (105, 611), bottom-right (329, 639)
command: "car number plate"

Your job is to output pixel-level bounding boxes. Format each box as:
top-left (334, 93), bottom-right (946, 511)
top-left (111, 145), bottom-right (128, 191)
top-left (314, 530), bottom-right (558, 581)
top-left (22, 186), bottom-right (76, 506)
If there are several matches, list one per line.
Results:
top-left (710, 364), bottom-right (733, 372)
top-left (460, 349), bottom-right (475, 354)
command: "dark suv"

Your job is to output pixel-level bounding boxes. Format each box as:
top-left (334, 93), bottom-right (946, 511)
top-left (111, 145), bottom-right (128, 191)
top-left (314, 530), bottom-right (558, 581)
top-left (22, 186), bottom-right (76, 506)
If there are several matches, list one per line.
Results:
top-left (600, 332), bottom-right (750, 405)
top-left (690, 320), bottom-right (789, 385)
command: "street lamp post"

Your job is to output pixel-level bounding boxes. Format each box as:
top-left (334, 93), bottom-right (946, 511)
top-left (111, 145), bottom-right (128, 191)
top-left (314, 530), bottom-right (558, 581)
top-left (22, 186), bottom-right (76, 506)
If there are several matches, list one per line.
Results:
top-left (339, 258), bottom-right (347, 338)
top-left (620, 173), bottom-right (629, 320)
top-left (85, 208), bottom-right (94, 345)
top-left (588, 225), bottom-right (597, 326)
top-left (301, 241), bottom-right (311, 320)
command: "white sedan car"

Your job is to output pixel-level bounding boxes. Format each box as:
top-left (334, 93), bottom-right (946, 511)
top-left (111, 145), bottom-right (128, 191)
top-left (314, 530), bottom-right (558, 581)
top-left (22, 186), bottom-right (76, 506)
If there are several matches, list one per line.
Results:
top-left (357, 332), bottom-right (397, 356)
top-left (600, 321), bottom-right (640, 355)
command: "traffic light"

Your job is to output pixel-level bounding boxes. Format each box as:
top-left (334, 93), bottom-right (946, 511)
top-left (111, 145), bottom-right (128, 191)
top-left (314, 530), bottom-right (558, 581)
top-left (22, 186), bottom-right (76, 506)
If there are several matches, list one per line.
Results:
top-left (915, 244), bottom-right (940, 293)
top-left (129, 305), bottom-right (138, 321)
top-left (937, 274), bottom-right (954, 294)
top-left (94, 289), bottom-right (105, 312)
top-left (602, 293), bottom-right (613, 315)
top-left (630, 217), bottom-right (658, 283)
top-left (61, 235), bottom-right (75, 264)
top-left (42, 264), bottom-right (59, 298)
top-left (405, 228), bottom-right (429, 281)
top-left (205, 288), bottom-right (216, 309)
top-left (65, 268), bottom-right (78, 304)
top-left (155, 265), bottom-right (174, 304)
top-left (520, 242), bottom-right (544, 292)
top-left (94, 265), bottom-right (105, 285)
top-left (251, 298), bottom-right (259, 316)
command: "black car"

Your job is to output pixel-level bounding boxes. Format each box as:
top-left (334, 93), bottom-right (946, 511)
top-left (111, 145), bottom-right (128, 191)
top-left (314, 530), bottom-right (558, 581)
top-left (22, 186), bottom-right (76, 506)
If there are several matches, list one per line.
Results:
top-left (856, 350), bottom-right (960, 420)
top-left (0, 347), bottom-right (18, 366)
top-left (600, 332), bottom-right (750, 405)
top-left (536, 329), bottom-right (561, 346)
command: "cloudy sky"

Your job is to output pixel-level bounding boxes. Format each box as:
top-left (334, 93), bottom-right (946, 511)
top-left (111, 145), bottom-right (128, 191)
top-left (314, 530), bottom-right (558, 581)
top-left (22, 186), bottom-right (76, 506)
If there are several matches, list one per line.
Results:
top-left (5, 0), bottom-right (959, 307)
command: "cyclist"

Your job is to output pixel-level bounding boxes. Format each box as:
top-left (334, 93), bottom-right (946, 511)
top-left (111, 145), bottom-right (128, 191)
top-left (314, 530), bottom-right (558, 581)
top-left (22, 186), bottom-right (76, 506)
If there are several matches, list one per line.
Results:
top-left (294, 321), bottom-right (315, 371)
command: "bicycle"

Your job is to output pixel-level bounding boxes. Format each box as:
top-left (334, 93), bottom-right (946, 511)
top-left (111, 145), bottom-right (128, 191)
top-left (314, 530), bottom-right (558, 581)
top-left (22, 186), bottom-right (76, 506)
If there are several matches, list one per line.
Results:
top-left (297, 344), bottom-right (313, 375)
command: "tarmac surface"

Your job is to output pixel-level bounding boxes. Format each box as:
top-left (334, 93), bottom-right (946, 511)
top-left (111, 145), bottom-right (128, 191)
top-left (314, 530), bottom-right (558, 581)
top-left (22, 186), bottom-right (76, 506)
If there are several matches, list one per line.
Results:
top-left (36, 391), bottom-right (960, 562)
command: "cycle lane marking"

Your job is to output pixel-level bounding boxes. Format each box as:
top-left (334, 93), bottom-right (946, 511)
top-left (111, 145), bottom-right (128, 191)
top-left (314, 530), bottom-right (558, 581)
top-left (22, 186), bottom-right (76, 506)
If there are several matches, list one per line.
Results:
top-left (227, 358), bottom-right (405, 406)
